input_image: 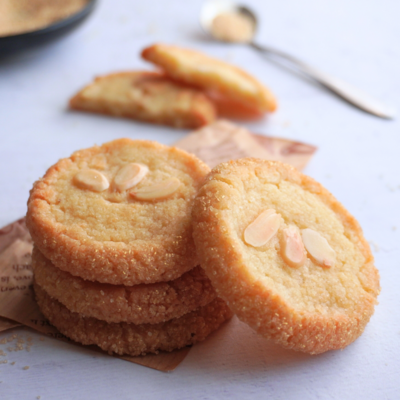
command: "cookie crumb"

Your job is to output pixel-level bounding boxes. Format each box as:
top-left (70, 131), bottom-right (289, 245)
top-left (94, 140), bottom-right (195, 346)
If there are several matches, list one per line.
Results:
top-left (22, 366), bottom-right (29, 370)
top-left (7, 334), bottom-right (16, 342)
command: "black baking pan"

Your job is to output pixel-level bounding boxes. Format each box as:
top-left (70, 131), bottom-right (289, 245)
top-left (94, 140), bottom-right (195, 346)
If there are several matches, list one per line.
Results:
top-left (0, 0), bottom-right (97, 57)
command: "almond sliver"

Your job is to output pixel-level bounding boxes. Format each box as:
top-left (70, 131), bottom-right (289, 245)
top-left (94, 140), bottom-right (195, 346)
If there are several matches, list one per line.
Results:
top-left (114, 163), bottom-right (148, 191)
top-left (130, 177), bottom-right (180, 201)
top-left (281, 225), bottom-right (306, 268)
top-left (301, 228), bottom-right (336, 268)
top-left (244, 209), bottom-right (280, 247)
top-left (73, 169), bottom-right (109, 192)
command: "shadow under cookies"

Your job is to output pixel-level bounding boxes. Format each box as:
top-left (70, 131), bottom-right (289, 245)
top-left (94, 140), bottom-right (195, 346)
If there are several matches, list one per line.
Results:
top-left (182, 316), bottom-right (339, 378)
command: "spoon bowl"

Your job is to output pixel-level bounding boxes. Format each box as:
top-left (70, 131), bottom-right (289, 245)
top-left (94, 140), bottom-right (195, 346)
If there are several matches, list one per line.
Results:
top-left (200, 0), bottom-right (257, 43)
top-left (199, 0), bottom-right (395, 119)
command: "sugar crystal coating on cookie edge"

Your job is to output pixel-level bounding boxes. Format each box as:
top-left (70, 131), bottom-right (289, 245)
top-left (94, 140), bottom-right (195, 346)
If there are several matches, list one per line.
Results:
top-left (34, 281), bottom-right (233, 357)
top-left (26, 138), bottom-right (210, 285)
top-left (192, 158), bottom-right (380, 354)
top-left (32, 245), bottom-right (217, 324)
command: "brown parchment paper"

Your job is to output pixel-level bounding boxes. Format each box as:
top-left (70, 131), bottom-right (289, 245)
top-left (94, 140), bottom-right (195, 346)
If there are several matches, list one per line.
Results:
top-left (174, 120), bottom-right (317, 170)
top-left (0, 317), bottom-right (21, 333)
top-left (0, 121), bottom-right (316, 372)
top-left (0, 219), bottom-right (28, 333)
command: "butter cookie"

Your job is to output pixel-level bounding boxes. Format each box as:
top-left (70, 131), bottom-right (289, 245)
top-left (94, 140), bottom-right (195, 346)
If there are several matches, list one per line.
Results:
top-left (142, 44), bottom-right (277, 113)
top-left (27, 139), bottom-right (209, 285)
top-left (192, 159), bottom-right (379, 354)
top-left (34, 282), bottom-right (233, 357)
top-left (32, 246), bottom-right (216, 324)
top-left (69, 71), bottom-right (216, 128)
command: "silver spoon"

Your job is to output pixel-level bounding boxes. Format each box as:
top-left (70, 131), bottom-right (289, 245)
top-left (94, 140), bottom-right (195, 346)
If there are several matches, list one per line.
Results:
top-left (200, 0), bottom-right (395, 119)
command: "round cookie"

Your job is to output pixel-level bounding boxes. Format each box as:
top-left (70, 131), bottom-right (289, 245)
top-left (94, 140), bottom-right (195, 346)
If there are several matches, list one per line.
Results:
top-left (32, 246), bottom-right (216, 324)
top-left (26, 139), bottom-right (210, 285)
top-left (34, 282), bottom-right (233, 357)
top-left (192, 158), bottom-right (380, 354)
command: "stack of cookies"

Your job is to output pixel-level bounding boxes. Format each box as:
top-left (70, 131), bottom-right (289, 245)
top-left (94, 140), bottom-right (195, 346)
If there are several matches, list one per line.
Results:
top-left (27, 138), bottom-right (380, 357)
top-left (26, 139), bottom-right (233, 357)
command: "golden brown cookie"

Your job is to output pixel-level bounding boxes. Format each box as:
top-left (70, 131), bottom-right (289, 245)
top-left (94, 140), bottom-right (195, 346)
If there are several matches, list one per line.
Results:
top-left (32, 246), bottom-right (216, 324)
top-left (141, 43), bottom-right (277, 113)
top-left (192, 158), bottom-right (380, 354)
top-left (69, 71), bottom-right (216, 129)
top-left (26, 139), bottom-right (210, 285)
top-left (34, 282), bottom-right (233, 357)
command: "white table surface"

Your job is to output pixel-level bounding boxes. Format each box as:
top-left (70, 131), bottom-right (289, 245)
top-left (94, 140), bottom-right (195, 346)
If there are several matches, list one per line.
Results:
top-left (0, 0), bottom-right (399, 399)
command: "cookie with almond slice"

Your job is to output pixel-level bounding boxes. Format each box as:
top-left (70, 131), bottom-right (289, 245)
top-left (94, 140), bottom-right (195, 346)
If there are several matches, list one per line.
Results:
top-left (26, 138), bottom-right (210, 285)
top-left (69, 71), bottom-right (216, 128)
top-left (192, 158), bottom-right (380, 354)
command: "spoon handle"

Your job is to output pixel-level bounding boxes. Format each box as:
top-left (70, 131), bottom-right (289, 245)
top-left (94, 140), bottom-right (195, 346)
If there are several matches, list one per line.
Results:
top-left (250, 42), bottom-right (395, 119)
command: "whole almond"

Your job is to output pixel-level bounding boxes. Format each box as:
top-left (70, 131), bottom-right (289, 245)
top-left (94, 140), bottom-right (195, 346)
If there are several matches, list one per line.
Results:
top-left (301, 228), bottom-right (336, 268)
top-left (73, 169), bottom-right (109, 192)
top-left (114, 163), bottom-right (148, 191)
top-left (130, 177), bottom-right (181, 201)
top-left (281, 225), bottom-right (306, 268)
top-left (244, 209), bottom-right (281, 247)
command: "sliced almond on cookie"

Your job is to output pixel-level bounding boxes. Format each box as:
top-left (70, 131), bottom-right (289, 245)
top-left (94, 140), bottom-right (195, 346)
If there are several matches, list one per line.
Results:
top-left (281, 225), bottom-right (306, 268)
top-left (301, 228), bottom-right (336, 268)
top-left (73, 170), bottom-right (109, 192)
top-left (114, 163), bottom-right (148, 191)
top-left (244, 209), bottom-right (280, 247)
top-left (130, 177), bottom-right (180, 201)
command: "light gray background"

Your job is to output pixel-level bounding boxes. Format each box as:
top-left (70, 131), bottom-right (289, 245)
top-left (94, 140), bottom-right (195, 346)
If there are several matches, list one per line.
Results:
top-left (0, 0), bottom-right (399, 399)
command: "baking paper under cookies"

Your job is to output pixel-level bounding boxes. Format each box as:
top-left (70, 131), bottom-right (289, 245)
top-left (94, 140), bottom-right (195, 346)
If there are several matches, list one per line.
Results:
top-left (0, 317), bottom-right (21, 333)
top-left (174, 120), bottom-right (316, 171)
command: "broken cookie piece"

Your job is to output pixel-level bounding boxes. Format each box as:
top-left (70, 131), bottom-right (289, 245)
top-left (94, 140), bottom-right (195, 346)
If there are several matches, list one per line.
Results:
top-left (69, 71), bottom-right (216, 129)
top-left (142, 43), bottom-right (277, 113)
